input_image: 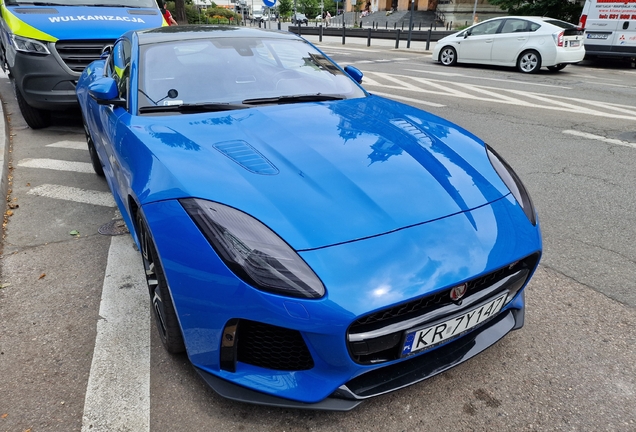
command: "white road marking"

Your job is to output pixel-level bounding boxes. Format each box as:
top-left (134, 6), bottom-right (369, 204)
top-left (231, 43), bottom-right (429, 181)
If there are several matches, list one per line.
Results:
top-left (318, 46), bottom-right (382, 53)
top-left (18, 158), bottom-right (94, 173)
top-left (82, 234), bottom-right (150, 432)
top-left (404, 69), bottom-right (573, 89)
top-left (28, 184), bottom-right (116, 207)
top-left (581, 81), bottom-right (634, 89)
top-left (363, 72), bottom-right (636, 120)
top-left (370, 91), bottom-right (446, 107)
top-left (46, 141), bottom-right (88, 150)
top-left (563, 130), bottom-right (636, 149)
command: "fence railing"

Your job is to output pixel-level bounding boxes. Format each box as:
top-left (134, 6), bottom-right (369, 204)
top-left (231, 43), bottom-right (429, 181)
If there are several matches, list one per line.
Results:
top-left (289, 25), bottom-right (454, 48)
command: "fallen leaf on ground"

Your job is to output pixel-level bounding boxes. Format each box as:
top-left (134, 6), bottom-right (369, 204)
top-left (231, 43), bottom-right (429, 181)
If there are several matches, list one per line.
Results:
top-left (0, 283), bottom-right (10, 289)
top-left (38, 273), bottom-right (46, 280)
top-left (1, 413), bottom-right (7, 418)
top-left (69, 230), bottom-right (79, 236)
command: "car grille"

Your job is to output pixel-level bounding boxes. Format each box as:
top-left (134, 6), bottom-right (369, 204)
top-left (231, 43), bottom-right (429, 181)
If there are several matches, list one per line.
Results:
top-left (347, 253), bottom-right (540, 364)
top-left (54, 40), bottom-right (115, 73)
top-left (236, 320), bottom-right (314, 371)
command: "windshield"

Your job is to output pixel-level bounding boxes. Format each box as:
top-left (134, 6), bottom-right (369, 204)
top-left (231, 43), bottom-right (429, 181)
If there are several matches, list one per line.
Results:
top-left (138, 37), bottom-right (366, 112)
top-left (5, 0), bottom-right (156, 6)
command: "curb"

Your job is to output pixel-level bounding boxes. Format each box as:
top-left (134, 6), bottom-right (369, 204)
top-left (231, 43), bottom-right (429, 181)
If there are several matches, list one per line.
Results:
top-left (0, 84), bottom-right (8, 207)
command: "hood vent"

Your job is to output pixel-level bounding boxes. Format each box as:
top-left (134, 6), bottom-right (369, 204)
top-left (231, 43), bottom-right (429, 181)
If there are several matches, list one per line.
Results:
top-left (214, 140), bottom-right (279, 175)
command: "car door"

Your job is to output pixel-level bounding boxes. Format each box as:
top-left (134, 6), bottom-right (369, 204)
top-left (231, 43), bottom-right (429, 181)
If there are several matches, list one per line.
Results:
top-left (490, 18), bottom-right (533, 65)
top-left (97, 38), bottom-right (133, 209)
top-left (457, 19), bottom-right (504, 63)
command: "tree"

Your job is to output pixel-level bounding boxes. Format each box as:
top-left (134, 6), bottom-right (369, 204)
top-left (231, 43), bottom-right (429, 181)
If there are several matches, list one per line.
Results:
top-left (174, 0), bottom-right (186, 23)
top-left (278, 0), bottom-right (293, 18)
top-left (488, 0), bottom-right (583, 24)
top-left (298, 0), bottom-right (320, 18)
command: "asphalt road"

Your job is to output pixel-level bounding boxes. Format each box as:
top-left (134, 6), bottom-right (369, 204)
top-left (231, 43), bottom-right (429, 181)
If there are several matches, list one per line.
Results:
top-left (0, 41), bottom-right (634, 432)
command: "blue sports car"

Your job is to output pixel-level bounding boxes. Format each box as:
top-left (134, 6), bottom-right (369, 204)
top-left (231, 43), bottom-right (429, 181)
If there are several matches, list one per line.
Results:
top-left (77, 26), bottom-right (542, 410)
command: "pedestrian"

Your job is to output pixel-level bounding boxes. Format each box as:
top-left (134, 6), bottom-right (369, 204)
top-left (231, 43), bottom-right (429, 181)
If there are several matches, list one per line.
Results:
top-left (158, 0), bottom-right (178, 26)
top-left (326, 10), bottom-right (331, 26)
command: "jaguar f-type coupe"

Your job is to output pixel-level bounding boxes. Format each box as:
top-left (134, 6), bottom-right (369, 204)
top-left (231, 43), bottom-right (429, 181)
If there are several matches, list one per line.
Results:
top-left (77, 26), bottom-right (542, 410)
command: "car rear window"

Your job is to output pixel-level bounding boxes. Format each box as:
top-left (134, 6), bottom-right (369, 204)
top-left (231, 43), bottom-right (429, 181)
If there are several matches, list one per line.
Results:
top-left (544, 19), bottom-right (576, 29)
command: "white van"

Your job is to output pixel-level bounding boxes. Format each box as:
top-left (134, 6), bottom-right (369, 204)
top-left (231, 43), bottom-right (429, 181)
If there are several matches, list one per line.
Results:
top-left (579, 0), bottom-right (636, 58)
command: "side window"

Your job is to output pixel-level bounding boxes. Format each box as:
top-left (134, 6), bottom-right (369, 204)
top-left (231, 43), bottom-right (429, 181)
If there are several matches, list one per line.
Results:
top-left (111, 40), bottom-right (132, 104)
top-left (529, 22), bottom-right (541, 32)
top-left (469, 20), bottom-right (502, 36)
top-left (501, 19), bottom-right (530, 33)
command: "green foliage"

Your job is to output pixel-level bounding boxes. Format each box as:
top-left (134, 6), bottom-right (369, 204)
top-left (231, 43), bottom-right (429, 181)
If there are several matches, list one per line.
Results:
top-left (298, 0), bottom-right (320, 18)
top-left (323, 0), bottom-right (336, 15)
top-left (177, 3), bottom-right (241, 24)
top-left (488, 0), bottom-right (583, 24)
top-left (278, 0), bottom-right (293, 18)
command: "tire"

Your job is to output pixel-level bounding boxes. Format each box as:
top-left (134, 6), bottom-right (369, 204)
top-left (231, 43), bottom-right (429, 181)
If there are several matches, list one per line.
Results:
top-left (517, 50), bottom-right (541, 74)
top-left (82, 116), bottom-right (104, 177)
top-left (439, 46), bottom-right (457, 66)
top-left (13, 80), bottom-right (50, 129)
top-left (137, 213), bottom-right (186, 354)
top-left (547, 63), bottom-right (567, 72)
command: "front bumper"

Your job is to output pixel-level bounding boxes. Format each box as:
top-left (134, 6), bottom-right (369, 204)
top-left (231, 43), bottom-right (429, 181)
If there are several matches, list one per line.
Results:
top-left (141, 194), bottom-right (541, 407)
top-left (195, 305), bottom-right (523, 411)
top-left (10, 49), bottom-right (80, 110)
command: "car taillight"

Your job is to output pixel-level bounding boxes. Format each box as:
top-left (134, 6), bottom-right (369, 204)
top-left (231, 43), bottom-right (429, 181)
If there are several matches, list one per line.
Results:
top-left (553, 31), bottom-right (564, 47)
top-left (578, 14), bottom-right (587, 30)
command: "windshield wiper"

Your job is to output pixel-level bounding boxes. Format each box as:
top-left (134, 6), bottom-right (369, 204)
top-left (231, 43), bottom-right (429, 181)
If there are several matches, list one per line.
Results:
top-left (22, 2), bottom-right (71, 5)
top-left (90, 4), bottom-right (140, 7)
top-left (242, 94), bottom-right (345, 106)
top-left (139, 102), bottom-right (250, 114)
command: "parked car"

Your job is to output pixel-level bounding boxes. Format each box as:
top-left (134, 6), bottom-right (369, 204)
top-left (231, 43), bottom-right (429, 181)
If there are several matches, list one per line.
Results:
top-left (579, 0), bottom-right (636, 60)
top-left (433, 16), bottom-right (585, 73)
top-left (291, 13), bottom-right (308, 25)
top-left (77, 25), bottom-right (542, 410)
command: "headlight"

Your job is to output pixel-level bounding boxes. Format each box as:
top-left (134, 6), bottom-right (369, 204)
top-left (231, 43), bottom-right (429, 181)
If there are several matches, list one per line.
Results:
top-left (180, 198), bottom-right (325, 299)
top-left (11, 35), bottom-right (50, 55)
top-left (486, 145), bottom-right (537, 225)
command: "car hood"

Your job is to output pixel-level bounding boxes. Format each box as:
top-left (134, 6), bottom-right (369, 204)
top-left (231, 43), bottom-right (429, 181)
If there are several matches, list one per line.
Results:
top-left (130, 96), bottom-right (510, 250)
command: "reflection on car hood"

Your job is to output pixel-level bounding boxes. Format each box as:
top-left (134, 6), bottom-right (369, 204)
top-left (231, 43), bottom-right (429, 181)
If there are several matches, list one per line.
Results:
top-left (131, 96), bottom-right (510, 250)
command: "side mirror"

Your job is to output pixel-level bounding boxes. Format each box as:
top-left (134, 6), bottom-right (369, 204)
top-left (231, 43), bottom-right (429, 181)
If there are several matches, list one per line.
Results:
top-left (464, 31), bottom-right (470, 38)
top-left (344, 65), bottom-right (363, 84)
top-left (88, 77), bottom-right (126, 107)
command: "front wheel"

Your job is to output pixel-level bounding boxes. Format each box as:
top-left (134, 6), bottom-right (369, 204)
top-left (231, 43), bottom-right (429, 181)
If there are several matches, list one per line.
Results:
top-left (82, 116), bottom-right (104, 177)
top-left (517, 50), bottom-right (542, 74)
top-left (439, 46), bottom-right (457, 66)
top-left (547, 63), bottom-right (567, 72)
top-left (137, 213), bottom-right (186, 354)
top-left (13, 80), bottom-right (50, 129)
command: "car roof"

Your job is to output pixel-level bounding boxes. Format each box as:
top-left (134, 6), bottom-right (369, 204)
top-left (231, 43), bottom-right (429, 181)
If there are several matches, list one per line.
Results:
top-left (134, 25), bottom-right (299, 46)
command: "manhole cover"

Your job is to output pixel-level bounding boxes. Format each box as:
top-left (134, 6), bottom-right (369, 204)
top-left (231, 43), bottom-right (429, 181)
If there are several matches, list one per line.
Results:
top-left (98, 219), bottom-right (130, 236)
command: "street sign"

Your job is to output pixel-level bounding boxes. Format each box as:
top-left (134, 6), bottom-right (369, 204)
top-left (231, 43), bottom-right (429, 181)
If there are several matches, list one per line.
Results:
top-left (262, 0), bottom-right (276, 7)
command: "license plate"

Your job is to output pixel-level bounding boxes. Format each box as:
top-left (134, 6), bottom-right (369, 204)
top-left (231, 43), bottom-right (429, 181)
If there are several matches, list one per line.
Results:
top-left (401, 294), bottom-right (507, 356)
top-left (587, 33), bottom-right (609, 40)
top-left (570, 40), bottom-right (580, 47)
